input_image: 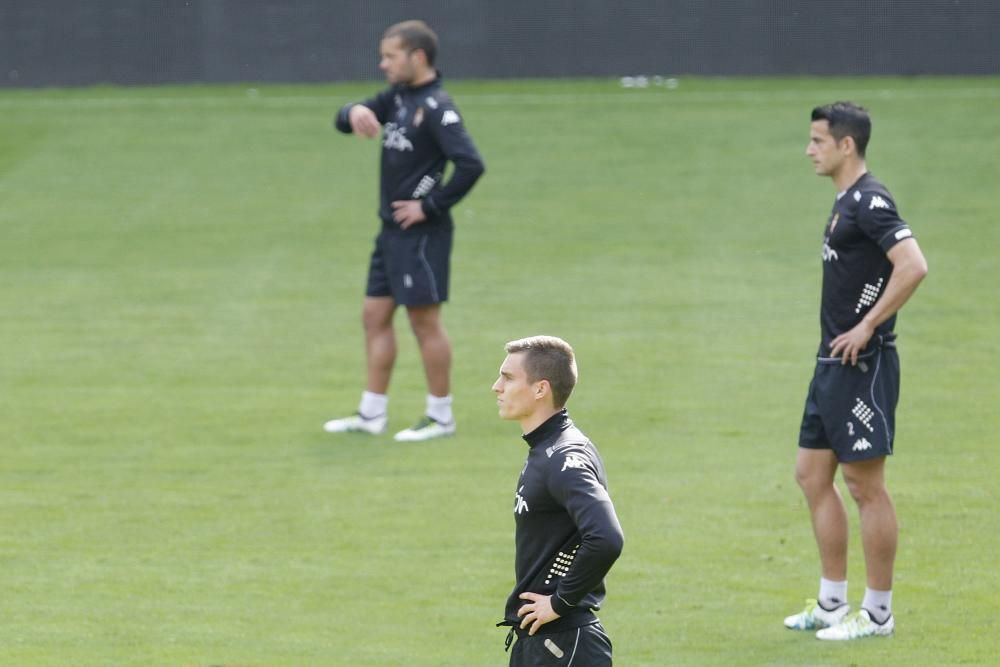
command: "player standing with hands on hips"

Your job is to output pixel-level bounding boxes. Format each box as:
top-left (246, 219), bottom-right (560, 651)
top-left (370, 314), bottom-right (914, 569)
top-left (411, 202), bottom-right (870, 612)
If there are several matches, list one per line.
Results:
top-left (493, 336), bottom-right (624, 665)
top-left (785, 102), bottom-right (928, 640)
top-left (325, 20), bottom-right (485, 441)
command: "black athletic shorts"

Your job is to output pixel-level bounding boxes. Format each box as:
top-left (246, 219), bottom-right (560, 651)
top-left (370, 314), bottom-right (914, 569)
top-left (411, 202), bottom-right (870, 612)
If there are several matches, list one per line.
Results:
top-left (509, 622), bottom-right (612, 667)
top-left (799, 345), bottom-right (900, 462)
top-left (365, 224), bottom-right (452, 306)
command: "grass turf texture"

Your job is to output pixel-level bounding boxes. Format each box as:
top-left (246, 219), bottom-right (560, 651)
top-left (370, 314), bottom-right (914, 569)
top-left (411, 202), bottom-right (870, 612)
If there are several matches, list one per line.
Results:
top-left (1, 77), bottom-right (998, 665)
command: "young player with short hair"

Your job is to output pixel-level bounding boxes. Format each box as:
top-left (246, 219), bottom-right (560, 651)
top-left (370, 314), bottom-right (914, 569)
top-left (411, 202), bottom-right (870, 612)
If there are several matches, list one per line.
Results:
top-left (493, 336), bottom-right (624, 665)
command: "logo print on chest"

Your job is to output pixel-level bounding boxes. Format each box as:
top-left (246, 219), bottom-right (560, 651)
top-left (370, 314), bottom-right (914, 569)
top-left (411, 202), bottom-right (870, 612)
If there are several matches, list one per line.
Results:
top-left (513, 485), bottom-right (529, 515)
top-left (383, 122), bottom-right (413, 152)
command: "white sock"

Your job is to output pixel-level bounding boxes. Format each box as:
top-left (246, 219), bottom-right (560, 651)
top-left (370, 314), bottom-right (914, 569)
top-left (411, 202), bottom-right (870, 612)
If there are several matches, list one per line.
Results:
top-left (819, 578), bottom-right (848, 610)
top-left (425, 393), bottom-right (453, 424)
top-left (358, 391), bottom-right (388, 419)
top-left (862, 587), bottom-right (892, 623)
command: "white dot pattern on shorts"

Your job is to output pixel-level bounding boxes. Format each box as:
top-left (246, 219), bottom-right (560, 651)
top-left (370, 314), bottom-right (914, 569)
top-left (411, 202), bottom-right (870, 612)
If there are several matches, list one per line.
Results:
top-left (852, 398), bottom-right (876, 433)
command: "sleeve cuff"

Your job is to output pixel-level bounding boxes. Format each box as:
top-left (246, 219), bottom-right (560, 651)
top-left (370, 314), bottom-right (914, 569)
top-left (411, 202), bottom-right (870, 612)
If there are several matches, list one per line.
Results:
top-left (550, 593), bottom-right (576, 617)
top-left (334, 105), bottom-right (353, 131)
top-left (420, 197), bottom-right (441, 217)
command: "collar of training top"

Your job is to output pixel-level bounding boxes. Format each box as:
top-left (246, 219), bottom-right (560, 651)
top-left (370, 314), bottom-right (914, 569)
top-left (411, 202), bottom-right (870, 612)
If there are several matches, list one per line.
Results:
top-left (396, 71), bottom-right (442, 93)
top-left (522, 409), bottom-right (571, 447)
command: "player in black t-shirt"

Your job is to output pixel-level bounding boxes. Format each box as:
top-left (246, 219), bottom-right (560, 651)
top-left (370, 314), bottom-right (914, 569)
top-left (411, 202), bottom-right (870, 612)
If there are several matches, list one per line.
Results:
top-left (492, 336), bottom-right (624, 666)
top-left (323, 21), bottom-right (484, 442)
top-left (784, 102), bottom-right (928, 641)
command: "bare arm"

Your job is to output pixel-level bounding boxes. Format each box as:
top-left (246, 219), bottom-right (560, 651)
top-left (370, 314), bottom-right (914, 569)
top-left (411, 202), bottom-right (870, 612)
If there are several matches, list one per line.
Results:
top-left (830, 237), bottom-right (929, 365)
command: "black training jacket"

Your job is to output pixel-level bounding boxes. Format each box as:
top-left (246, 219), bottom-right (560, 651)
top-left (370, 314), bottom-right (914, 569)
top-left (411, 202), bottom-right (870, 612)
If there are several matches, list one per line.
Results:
top-left (503, 409), bottom-right (624, 634)
top-left (334, 74), bottom-right (484, 229)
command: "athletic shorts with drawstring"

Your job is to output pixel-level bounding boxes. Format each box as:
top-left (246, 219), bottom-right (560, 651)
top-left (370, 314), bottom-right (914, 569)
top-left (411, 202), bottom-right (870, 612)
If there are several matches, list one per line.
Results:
top-left (508, 621), bottom-right (612, 667)
top-left (798, 335), bottom-right (900, 462)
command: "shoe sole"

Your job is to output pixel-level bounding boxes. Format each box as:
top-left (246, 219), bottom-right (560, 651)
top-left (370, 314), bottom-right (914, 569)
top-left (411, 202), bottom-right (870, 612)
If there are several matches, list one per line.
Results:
top-left (323, 423), bottom-right (386, 435)
top-left (393, 430), bottom-right (455, 442)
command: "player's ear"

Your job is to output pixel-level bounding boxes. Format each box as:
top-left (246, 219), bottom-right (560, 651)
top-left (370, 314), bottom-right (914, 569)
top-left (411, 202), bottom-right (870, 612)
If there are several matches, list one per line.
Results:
top-left (410, 48), bottom-right (428, 67)
top-left (840, 135), bottom-right (857, 157)
top-left (534, 379), bottom-right (550, 401)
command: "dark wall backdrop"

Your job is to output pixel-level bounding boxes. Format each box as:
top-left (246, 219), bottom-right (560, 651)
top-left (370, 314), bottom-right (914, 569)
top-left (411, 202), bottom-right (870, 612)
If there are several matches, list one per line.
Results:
top-left (1, 0), bottom-right (997, 87)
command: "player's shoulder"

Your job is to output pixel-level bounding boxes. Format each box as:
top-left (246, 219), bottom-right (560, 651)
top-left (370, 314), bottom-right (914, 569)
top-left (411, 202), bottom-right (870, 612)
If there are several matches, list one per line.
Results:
top-left (420, 87), bottom-right (466, 125)
top-left (423, 86), bottom-right (454, 106)
top-left (543, 431), bottom-right (598, 467)
top-left (845, 173), bottom-right (899, 215)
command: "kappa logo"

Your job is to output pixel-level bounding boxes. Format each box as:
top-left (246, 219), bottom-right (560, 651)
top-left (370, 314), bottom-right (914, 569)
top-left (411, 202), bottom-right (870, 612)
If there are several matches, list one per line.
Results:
top-left (869, 195), bottom-right (890, 210)
top-left (441, 110), bottom-right (460, 126)
top-left (853, 437), bottom-right (873, 452)
top-left (821, 241), bottom-right (839, 262)
top-left (561, 454), bottom-right (588, 472)
top-left (513, 485), bottom-right (529, 515)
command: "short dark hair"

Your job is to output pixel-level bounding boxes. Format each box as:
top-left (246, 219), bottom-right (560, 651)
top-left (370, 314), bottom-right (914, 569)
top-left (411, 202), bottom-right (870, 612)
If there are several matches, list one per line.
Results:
top-left (383, 20), bottom-right (438, 66)
top-left (505, 336), bottom-right (578, 409)
top-left (811, 101), bottom-right (872, 157)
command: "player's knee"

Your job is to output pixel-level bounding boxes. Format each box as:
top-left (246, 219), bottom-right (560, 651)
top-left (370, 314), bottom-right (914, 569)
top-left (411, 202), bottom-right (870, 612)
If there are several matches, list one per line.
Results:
top-left (843, 476), bottom-right (885, 506)
top-left (406, 307), bottom-right (443, 337)
top-left (842, 472), bottom-right (884, 506)
top-left (794, 462), bottom-right (815, 490)
top-left (362, 307), bottom-right (393, 334)
top-left (794, 464), bottom-right (833, 499)
top-left (795, 472), bottom-right (820, 497)
top-left (841, 458), bottom-right (888, 503)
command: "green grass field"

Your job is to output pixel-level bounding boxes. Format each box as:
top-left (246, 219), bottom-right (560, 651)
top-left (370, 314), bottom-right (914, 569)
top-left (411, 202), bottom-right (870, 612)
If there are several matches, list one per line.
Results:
top-left (2, 77), bottom-right (998, 666)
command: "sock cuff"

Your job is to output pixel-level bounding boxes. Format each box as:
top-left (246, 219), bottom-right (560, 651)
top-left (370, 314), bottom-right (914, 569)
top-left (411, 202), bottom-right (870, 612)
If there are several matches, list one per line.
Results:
top-left (426, 393), bottom-right (453, 406)
top-left (359, 391), bottom-right (388, 418)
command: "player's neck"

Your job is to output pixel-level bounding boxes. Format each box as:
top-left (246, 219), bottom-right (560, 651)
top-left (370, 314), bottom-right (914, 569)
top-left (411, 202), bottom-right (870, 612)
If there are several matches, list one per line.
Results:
top-left (409, 68), bottom-right (437, 88)
top-left (831, 160), bottom-right (867, 193)
top-left (520, 407), bottom-right (561, 437)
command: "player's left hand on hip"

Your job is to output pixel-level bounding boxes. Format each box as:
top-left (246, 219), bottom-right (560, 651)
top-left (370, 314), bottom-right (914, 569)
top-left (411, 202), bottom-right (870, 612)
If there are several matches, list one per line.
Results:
top-left (829, 322), bottom-right (874, 366)
top-left (517, 592), bottom-right (561, 636)
top-left (391, 200), bottom-right (427, 229)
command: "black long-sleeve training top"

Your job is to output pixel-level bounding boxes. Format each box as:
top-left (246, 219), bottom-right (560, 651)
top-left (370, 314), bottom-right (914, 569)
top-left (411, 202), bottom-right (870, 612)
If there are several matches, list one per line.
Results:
top-left (334, 74), bottom-right (484, 229)
top-left (503, 409), bottom-right (625, 634)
